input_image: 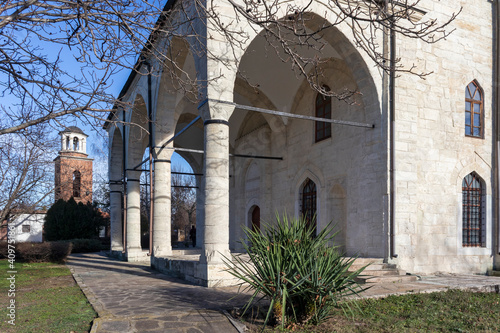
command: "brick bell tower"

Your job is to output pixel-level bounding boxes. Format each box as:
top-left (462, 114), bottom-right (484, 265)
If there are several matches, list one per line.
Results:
top-left (54, 126), bottom-right (93, 204)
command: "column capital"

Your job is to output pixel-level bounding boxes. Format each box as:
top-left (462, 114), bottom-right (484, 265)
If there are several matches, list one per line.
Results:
top-left (198, 99), bottom-right (235, 123)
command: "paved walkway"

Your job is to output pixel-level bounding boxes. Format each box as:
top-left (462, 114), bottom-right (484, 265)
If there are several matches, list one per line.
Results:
top-left (67, 253), bottom-right (500, 333)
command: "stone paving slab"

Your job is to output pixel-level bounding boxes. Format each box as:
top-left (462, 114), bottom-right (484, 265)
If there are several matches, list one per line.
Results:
top-left (67, 253), bottom-right (250, 333)
top-left (67, 253), bottom-right (500, 333)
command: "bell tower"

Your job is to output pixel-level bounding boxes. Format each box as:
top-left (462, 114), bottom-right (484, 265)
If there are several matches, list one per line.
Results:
top-left (54, 126), bottom-right (93, 204)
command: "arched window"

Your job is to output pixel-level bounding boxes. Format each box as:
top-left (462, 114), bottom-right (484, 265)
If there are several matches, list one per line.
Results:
top-left (462, 172), bottom-right (485, 247)
top-left (465, 81), bottom-right (483, 138)
top-left (315, 88), bottom-right (331, 142)
top-left (66, 137), bottom-right (70, 150)
top-left (73, 170), bottom-right (81, 198)
top-left (73, 137), bottom-right (79, 151)
top-left (301, 178), bottom-right (317, 235)
top-left (251, 206), bottom-right (260, 232)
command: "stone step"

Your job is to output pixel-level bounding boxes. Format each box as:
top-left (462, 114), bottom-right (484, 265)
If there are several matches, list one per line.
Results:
top-left (349, 263), bottom-right (397, 271)
top-left (355, 274), bottom-right (418, 284)
top-left (487, 270), bottom-right (500, 277)
top-left (360, 269), bottom-right (407, 277)
top-left (348, 257), bottom-right (384, 265)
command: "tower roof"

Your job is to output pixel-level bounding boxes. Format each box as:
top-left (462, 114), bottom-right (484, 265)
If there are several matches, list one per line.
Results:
top-left (60, 126), bottom-right (87, 136)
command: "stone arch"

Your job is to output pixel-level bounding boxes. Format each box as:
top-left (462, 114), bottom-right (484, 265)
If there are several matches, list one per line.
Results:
top-left (109, 126), bottom-right (124, 183)
top-left (232, 10), bottom-right (380, 118)
top-left (127, 94), bottom-right (150, 168)
top-left (109, 126), bottom-right (124, 251)
top-left (453, 161), bottom-right (492, 256)
top-left (293, 166), bottom-right (324, 234)
top-left (73, 137), bottom-right (79, 151)
top-left (453, 160), bottom-right (491, 195)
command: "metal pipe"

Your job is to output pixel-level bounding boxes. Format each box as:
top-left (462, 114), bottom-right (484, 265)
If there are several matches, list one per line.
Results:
top-left (495, 0), bottom-right (500, 256)
top-left (128, 115), bottom-right (203, 172)
top-left (122, 109), bottom-right (127, 254)
top-left (203, 99), bottom-right (375, 129)
top-left (166, 146), bottom-right (283, 160)
top-left (389, 16), bottom-right (397, 259)
top-left (144, 60), bottom-right (154, 257)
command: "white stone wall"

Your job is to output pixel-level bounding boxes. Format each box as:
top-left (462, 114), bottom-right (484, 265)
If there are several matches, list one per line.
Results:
top-left (230, 56), bottom-right (387, 258)
top-left (394, 0), bottom-right (495, 274)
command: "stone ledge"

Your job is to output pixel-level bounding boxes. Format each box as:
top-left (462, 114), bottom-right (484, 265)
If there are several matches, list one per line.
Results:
top-left (151, 256), bottom-right (240, 287)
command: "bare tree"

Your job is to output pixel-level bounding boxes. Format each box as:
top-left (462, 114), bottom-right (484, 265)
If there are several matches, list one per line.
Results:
top-left (1, 0), bottom-right (460, 135)
top-left (171, 166), bottom-right (196, 238)
top-left (0, 1), bottom-right (459, 218)
top-left (0, 121), bottom-right (57, 222)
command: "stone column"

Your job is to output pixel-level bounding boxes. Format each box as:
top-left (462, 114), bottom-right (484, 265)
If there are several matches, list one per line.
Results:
top-left (109, 184), bottom-right (123, 251)
top-left (152, 149), bottom-right (173, 257)
top-left (125, 172), bottom-right (142, 260)
top-left (200, 119), bottom-right (231, 265)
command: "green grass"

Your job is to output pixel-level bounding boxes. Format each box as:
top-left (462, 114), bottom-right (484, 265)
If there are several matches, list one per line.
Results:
top-left (0, 260), bottom-right (96, 333)
top-left (337, 290), bottom-right (500, 332)
top-left (246, 289), bottom-right (500, 332)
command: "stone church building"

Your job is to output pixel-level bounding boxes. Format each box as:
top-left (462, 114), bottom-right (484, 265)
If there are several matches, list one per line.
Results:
top-left (105, 0), bottom-right (500, 286)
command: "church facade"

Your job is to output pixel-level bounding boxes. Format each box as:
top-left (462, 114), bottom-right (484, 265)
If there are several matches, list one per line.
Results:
top-left (106, 0), bottom-right (500, 286)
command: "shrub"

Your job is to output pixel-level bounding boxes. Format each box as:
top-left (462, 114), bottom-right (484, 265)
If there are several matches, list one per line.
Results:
top-left (16, 241), bottom-right (72, 263)
top-left (44, 198), bottom-right (108, 241)
top-left (68, 238), bottom-right (104, 253)
top-left (224, 214), bottom-right (367, 329)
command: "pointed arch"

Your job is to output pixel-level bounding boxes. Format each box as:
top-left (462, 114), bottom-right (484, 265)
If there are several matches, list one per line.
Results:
top-left (462, 172), bottom-right (486, 247)
top-left (300, 178), bottom-right (317, 235)
top-left (465, 80), bottom-right (484, 138)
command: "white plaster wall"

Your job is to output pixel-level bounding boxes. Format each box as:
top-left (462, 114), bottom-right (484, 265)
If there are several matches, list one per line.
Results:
top-left (394, 0), bottom-right (495, 274)
top-left (9, 214), bottom-right (45, 243)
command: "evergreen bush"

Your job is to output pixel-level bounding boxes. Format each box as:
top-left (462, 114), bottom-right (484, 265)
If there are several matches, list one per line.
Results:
top-left (224, 214), bottom-right (367, 329)
top-left (68, 238), bottom-right (104, 253)
top-left (44, 198), bottom-right (108, 241)
top-left (16, 241), bottom-right (72, 263)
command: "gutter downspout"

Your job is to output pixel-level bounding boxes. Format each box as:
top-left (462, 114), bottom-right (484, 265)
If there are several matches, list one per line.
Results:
top-left (144, 60), bottom-right (154, 257)
top-left (389, 17), bottom-right (397, 259)
top-left (495, 0), bottom-right (500, 257)
top-left (122, 109), bottom-right (128, 253)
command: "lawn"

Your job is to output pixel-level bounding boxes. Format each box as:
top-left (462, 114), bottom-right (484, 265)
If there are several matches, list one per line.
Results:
top-left (242, 289), bottom-right (500, 332)
top-left (0, 260), bottom-right (96, 333)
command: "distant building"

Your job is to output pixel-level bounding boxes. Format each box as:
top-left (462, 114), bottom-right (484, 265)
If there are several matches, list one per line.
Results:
top-left (54, 126), bottom-right (93, 204)
top-left (2, 212), bottom-right (47, 243)
top-left (1, 126), bottom-right (95, 243)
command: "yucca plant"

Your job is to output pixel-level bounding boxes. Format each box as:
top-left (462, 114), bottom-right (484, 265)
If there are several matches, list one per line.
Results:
top-left (223, 213), bottom-right (368, 329)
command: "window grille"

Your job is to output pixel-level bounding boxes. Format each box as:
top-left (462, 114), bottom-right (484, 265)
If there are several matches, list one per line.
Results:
top-left (301, 178), bottom-right (317, 235)
top-left (462, 172), bottom-right (485, 247)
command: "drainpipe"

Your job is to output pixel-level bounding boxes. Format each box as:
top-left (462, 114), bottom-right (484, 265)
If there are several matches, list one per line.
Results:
top-left (495, 0), bottom-right (500, 257)
top-left (122, 109), bottom-right (127, 253)
top-left (389, 17), bottom-right (397, 259)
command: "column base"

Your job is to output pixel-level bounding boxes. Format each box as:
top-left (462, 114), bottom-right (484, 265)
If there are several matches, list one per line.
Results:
top-left (195, 262), bottom-right (240, 287)
top-left (125, 248), bottom-right (149, 262)
top-left (152, 246), bottom-right (172, 258)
